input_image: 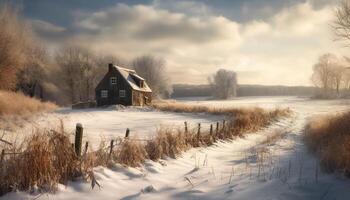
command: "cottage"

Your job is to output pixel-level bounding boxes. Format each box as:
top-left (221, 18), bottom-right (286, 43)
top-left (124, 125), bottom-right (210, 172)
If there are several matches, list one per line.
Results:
top-left (95, 64), bottom-right (152, 106)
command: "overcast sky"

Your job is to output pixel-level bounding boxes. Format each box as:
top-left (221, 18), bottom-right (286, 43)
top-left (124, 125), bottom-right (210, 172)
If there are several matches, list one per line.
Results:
top-left (7, 0), bottom-right (349, 86)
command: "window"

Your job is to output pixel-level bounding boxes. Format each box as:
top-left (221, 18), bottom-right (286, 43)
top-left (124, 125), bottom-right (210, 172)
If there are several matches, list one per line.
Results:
top-left (119, 90), bottom-right (126, 97)
top-left (101, 90), bottom-right (108, 98)
top-left (110, 77), bottom-right (117, 85)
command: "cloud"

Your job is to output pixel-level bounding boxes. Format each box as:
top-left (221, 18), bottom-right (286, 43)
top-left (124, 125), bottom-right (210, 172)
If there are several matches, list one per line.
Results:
top-left (31, 1), bottom-right (347, 86)
top-left (152, 0), bottom-right (212, 17)
top-left (29, 19), bottom-right (68, 46)
top-left (272, 2), bottom-right (333, 37)
top-left (66, 3), bottom-right (242, 70)
top-left (31, 19), bottom-right (66, 33)
top-left (75, 4), bottom-right (240, 44)
top-left (243, 21), bottom-right (271, 37)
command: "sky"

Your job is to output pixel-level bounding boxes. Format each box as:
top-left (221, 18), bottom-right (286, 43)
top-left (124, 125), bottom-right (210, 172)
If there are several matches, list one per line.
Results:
top-left (6, 0), bottom-right (349, 86)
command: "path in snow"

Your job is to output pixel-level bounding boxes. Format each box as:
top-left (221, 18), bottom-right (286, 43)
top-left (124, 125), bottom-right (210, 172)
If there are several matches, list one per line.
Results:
top-left (2, 97), bottom-right (350, 200)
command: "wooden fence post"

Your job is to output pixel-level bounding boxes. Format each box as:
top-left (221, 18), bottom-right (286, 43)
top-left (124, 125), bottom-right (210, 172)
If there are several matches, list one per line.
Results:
top-left (223, 120), bottom-right (226, 130)
top-left (184, 121), bottom-right (188, 133)
top-left (216, 122), bottom-right (219, 137)
top-left (75, 123), bottom-right (83, 157)
top-left (109, 140), bottom-right (114, 158)
top-left (125, 128), bottom-right (130, 138)
top-left (0, 149), bottom-right (5, 165)
top-left (210, 124), bottom-right (213, 140)
top-left (197, 123), bottom-right (201, 142)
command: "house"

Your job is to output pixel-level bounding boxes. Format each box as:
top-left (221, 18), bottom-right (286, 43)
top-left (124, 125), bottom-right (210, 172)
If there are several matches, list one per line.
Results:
top-left (95, 63), bottom-right (152, 106)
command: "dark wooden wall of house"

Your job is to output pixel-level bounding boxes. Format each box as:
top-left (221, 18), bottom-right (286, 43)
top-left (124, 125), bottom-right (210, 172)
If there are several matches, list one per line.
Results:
top-left (95, 67), bottom-right (132, 106)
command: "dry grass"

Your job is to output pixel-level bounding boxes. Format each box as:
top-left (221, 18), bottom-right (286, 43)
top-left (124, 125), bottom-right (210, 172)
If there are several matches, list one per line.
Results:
top-left (152, 100), bottom-right (289, 116)
top-left (152, 101), bottom-right (291, 136)
top-left (0, 90), bottom-right (57, 115)
top-left (0, 124), bottom-right (94, 195)
top-left (0, 101), bottom-right (291, 195)
top-left (93, 140), bottom-right (111, 167)
top-left (145, 128), bottom-right (188, 160)
top-left (152, 100), bottom-right (235, 114)
top-left (116, 139), bottom-right (147, 167)
top-left (304, 111), bottom-right (350, 175)
top-left (144, 101), bottom-right (291, 162)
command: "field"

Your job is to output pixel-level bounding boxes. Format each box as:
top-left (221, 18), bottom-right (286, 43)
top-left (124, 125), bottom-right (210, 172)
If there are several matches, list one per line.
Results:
top-left (5, 106), bottom-right (224, 149)
top-left (1, 96), bottom-right (350, 200)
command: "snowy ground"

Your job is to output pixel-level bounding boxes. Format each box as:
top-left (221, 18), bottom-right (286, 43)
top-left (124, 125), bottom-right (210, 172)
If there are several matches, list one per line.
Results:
top-left (2, 96), bottom-right (350, 200)
top-left (6, 106), bottom-right (224, 149)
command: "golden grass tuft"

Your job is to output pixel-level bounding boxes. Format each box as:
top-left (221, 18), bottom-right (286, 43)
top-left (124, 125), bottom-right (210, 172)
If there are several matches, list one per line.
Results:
top-left (116, 139), bottom-right (147, 167)
top-left (145, 128), bottom-right (188, 161)
top-left (304, 111), bottom-right (350, 174)
top-left (0, 125), bottom-right (93, 195)
top-left (93, 140), bottom-right (111, 167)
top-left (0, 90), bottom-right (57, 115)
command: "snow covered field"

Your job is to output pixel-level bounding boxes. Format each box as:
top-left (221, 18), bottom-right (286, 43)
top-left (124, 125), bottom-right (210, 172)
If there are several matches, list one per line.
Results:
top-left (2, 96), bottom-right (350, 200)
top-left (9, 106), bottom-right (224, 149)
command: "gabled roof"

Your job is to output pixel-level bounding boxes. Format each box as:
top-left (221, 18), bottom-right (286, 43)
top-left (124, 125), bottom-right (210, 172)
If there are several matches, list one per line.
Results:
top-left (114, 65), bottom-right (152, 93)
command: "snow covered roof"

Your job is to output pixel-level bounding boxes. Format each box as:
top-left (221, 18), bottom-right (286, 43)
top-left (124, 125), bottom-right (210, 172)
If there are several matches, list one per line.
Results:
top-left (114, 65), bottom-right (152, 93)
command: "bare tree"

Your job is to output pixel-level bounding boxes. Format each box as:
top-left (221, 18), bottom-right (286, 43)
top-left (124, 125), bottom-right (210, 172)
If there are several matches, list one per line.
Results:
top-left (330, 63), bottom-right (345, 96)
top-left (311, 54), bottom-right (336, 94)
top-left (208, 69), bottom-right (237, 99)
top-left (132, 55), bottom-right (172, 98)
top-left (342, 57), bottom-right (350, 95)
top-left (328, 1), bottom-right (350, 97)
top-left (55, 46), bottom-right (97, 104)
top-left (0, 4), bottom-right (33, 90)
top-left (311, 53), bottom-right (350, 97)
top-left (334, 0), bottom-right (350, 44)
top-left (17, 44), bottom-right (48, 98)
top-left (343, 68), bottom-right (350, 89)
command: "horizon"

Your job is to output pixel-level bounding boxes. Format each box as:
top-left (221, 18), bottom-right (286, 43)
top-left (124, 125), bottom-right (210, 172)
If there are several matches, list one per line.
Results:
top-left (172, 83), bottom-right (318, 87)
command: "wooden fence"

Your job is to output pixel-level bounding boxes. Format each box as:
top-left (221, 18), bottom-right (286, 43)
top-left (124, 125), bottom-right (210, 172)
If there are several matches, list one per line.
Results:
top-left (0, 119), bottom-right (227, 163)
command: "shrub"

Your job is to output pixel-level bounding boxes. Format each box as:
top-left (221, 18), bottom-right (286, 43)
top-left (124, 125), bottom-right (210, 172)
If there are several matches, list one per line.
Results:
top-left (0, 90), bottom-right (57, 115)
top-left (304, 111), bottom-right (350, 174)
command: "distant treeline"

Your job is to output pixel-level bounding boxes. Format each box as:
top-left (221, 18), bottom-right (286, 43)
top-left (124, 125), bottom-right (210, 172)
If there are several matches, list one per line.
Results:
top-left (171, 84), bottom-right (318, 98)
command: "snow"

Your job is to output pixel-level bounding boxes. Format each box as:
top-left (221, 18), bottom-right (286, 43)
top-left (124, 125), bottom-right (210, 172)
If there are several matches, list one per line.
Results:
top-left (2, 96), bottom-right (350, 200)
top-left (116, 66), bottom-right (152, 92)
top-left (9, 106), bottom-right (223, 149)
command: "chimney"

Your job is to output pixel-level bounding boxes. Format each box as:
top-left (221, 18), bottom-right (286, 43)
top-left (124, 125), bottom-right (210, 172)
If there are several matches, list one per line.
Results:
top-left (108, 63), bottom-right (114, 72)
